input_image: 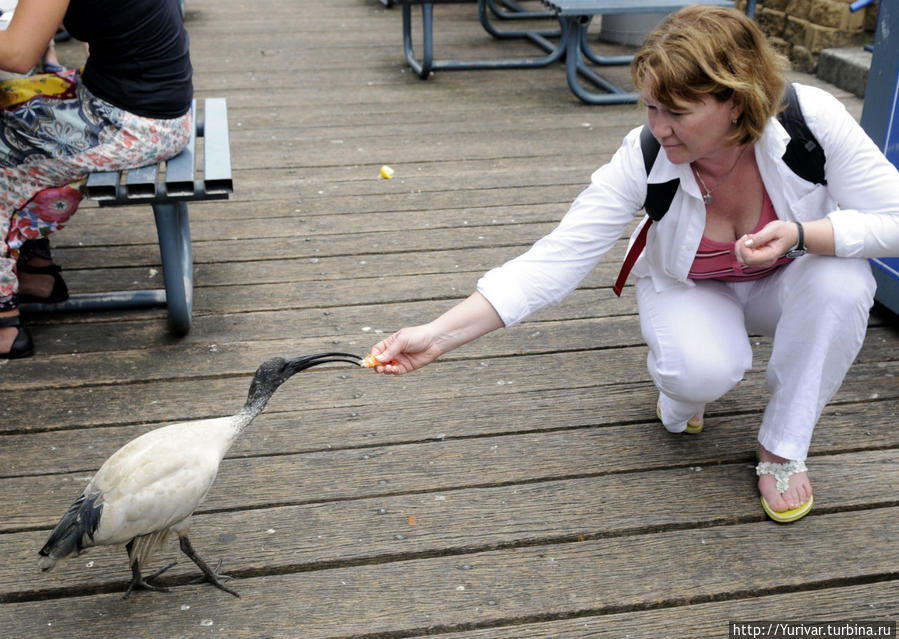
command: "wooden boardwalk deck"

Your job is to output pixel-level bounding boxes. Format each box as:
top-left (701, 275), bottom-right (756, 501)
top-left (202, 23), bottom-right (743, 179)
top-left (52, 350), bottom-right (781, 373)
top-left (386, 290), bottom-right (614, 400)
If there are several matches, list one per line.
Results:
top-left (2, 1), bottom-right (897, 637)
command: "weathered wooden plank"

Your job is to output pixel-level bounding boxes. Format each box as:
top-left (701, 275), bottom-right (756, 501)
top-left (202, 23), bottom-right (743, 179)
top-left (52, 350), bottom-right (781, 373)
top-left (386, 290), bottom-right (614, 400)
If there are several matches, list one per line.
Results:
top-left (399, 582), bottom-right (899, 638)
top-left (4, 313), bottom-right (898, 395)
top-left (33, 244), bottom-right (630, 305)
top-left (2, 378), bottom-right (896, 480)
top-left (1, 508), bottom-right (896, 637)
top-left (4, 391), bottom-right (897, 529)
top-left (8, 286), bottom-right (899, 387)
top-left (18, 284), bottom-right (892, 356)
top-left (17, 285), bottom-right (626, 347)
top-left (2, 449), bottom-right (896, 598)
top-left (2, 329), bottom-right (896, 433)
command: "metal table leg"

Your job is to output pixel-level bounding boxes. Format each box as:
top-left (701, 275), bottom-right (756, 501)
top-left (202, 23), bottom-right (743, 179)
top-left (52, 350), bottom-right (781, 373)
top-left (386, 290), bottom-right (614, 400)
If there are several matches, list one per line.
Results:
top-left (562, 16), bottom-right (639, 104)
top-left (402, 0), bottom-right (568, 79)
top-left (479, 0), bottom-right (561, 41)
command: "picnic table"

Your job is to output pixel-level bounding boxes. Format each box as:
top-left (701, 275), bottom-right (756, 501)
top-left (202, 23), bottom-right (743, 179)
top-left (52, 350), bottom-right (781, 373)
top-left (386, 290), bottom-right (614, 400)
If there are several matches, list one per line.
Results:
top-left (397, 0), bottom-right (735, 104)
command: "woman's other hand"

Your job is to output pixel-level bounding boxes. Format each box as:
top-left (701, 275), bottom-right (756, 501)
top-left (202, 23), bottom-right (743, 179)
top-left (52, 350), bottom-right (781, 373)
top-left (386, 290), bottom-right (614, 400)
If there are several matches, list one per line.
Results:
top-left (735, 220), bottom-right (798, 268)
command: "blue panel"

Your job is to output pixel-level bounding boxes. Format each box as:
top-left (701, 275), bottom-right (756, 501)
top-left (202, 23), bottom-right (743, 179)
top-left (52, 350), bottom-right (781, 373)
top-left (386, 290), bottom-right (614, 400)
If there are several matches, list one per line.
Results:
top-left (860, 2), bottom-right (899, 313)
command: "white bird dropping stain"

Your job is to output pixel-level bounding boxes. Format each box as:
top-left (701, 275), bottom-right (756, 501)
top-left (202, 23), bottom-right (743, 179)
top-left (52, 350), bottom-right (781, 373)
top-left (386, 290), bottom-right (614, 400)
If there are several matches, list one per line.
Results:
top-left (200, 619), bottom-right (214, 627)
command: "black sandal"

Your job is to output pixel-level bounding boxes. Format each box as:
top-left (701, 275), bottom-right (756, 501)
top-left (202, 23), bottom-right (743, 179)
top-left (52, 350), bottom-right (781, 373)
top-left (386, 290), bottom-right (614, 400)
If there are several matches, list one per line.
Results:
top-left (17, 262), bottom-right (69, 304)
top-left (0, 315), bottom-right (34, 359)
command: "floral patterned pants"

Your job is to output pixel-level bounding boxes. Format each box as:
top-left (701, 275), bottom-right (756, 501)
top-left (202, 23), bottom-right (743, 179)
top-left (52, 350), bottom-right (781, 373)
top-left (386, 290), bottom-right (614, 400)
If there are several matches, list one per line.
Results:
top-left (0, 71), bottom-right (192, 310)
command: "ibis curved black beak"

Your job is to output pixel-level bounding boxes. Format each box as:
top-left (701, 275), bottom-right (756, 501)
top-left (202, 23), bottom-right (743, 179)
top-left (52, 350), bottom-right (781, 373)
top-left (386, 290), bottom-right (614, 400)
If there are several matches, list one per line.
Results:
top-left (285, 352), bottom-right (362, 373)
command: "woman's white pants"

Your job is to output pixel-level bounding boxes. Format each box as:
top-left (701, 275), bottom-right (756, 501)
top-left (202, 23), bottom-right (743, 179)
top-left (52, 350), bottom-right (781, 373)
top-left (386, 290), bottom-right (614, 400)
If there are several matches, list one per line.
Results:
top-left (636, 256), bottom-right (875, 461)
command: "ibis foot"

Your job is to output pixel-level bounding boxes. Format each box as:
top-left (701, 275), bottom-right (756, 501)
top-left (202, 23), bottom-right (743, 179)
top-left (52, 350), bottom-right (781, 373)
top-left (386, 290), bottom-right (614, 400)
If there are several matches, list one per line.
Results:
top-left (179, 535), bottom-right (240, 598)
top-left (123, 560), bottom-right (177, 599)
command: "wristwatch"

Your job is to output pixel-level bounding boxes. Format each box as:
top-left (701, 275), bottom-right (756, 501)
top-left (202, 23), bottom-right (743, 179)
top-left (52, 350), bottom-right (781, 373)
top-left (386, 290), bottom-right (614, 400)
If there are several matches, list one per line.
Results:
top-left (784, 221), bottom-right (807, 258)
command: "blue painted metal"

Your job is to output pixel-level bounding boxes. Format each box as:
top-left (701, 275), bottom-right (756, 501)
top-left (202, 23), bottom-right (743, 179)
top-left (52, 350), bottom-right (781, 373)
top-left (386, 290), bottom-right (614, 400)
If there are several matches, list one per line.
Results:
top-left (480, 0), bottom-right (561, 39)
top-left (744, 0), bottom-right (756, 19)
top-left (849, 0), bottom-right (876, 11)
top-left (152, 200), bottom-right (193, 336)
top-left (487, 0), bottom-right (553, 20)
top-left (859, 1), bottom-right (899, 313)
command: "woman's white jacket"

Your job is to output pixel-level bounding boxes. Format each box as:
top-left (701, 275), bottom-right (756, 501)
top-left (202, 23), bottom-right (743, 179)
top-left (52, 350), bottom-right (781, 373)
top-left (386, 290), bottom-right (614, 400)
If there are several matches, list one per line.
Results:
top-left (477, 83), bottom-right (899, 327)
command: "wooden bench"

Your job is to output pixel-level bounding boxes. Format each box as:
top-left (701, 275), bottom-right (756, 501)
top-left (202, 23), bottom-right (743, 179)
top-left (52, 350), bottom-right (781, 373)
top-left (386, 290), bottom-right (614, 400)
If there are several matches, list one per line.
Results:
top-left (21, 98), bottom-right (232, 336)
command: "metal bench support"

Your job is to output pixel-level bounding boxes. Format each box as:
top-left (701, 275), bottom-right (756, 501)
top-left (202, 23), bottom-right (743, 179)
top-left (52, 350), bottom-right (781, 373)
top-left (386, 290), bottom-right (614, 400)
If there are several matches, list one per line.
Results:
top-left (21, 98), bottom-right (232, 336)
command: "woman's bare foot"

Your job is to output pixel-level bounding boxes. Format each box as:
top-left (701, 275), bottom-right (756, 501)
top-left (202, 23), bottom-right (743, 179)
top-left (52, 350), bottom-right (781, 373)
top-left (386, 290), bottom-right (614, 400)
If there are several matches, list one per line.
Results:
top-left (686, 410), bottom-right (704, 433)
top-left (757, 446), bottom-right (813, 512)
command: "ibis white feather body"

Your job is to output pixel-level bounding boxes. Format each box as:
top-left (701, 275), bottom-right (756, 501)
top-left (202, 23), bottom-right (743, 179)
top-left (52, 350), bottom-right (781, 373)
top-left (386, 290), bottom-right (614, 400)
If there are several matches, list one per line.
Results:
top-left (89, 415), bottom-right (241, 548)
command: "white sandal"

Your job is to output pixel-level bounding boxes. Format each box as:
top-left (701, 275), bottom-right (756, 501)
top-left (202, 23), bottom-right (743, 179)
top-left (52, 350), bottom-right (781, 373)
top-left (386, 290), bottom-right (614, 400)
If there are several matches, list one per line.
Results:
top-left (755, 460), bottom-right (814, 523)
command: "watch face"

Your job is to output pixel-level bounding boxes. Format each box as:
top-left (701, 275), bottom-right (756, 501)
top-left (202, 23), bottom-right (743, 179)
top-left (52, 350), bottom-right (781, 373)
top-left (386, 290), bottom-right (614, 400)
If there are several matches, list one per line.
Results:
top-left (785, 248), bottom-right (807, 258)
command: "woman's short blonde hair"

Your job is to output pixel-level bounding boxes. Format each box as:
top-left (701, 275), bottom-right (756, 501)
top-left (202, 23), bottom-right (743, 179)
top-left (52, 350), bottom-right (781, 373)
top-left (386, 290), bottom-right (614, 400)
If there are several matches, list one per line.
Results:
top-left (631, 5), bottom-right (789, 146)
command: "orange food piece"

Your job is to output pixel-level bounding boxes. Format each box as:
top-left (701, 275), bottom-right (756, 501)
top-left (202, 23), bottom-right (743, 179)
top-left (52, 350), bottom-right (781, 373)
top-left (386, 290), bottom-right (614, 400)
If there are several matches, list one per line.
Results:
top-left (361, 354), bottom-right (399, 368)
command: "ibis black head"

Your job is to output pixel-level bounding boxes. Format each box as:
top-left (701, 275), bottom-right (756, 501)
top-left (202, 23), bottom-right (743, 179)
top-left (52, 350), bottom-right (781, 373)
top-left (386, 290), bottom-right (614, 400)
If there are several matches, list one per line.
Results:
top-left (244, 352), bottom-right (361, 413)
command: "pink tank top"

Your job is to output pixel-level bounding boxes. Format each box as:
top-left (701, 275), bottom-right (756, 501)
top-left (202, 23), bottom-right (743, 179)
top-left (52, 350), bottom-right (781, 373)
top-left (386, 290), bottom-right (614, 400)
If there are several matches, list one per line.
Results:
top-left (689, 191), bottom-right (794, 281)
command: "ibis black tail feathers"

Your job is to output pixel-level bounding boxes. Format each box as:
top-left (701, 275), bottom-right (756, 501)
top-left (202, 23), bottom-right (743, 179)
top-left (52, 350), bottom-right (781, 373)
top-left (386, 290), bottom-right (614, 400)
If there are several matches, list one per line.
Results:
top-left (38, 492), bottom-right (102, 571)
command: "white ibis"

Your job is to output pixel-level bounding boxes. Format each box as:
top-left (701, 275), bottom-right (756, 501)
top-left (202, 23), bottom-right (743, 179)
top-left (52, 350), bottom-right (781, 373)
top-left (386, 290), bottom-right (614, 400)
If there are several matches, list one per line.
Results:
top-left (38, 351), bottom-right (361, 598)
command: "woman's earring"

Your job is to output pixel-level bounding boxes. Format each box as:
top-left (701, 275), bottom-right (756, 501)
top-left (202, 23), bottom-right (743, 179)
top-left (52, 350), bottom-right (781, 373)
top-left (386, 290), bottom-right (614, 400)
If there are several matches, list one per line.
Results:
top-left (731, 118), bottom-right (738, 125)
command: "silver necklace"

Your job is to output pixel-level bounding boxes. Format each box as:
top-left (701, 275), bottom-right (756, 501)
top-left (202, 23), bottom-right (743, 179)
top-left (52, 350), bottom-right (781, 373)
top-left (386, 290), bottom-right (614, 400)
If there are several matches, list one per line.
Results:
top-left (692, 145), bottom-right (748, 205)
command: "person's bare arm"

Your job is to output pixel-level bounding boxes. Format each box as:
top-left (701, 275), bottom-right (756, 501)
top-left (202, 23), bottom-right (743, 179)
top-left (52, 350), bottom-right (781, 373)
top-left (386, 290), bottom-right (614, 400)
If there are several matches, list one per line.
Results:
top-left (0, 0), bottom-right (69, 74)
top-left (366, 292), bottom-right (504, 375)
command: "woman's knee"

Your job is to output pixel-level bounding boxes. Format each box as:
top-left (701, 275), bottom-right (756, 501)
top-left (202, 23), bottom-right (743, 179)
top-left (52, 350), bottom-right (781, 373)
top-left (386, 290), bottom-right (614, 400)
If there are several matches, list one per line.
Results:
top-left (652, 343), bottom-right (751, 403)
top-left (792, 257), bottom-right (875, 314)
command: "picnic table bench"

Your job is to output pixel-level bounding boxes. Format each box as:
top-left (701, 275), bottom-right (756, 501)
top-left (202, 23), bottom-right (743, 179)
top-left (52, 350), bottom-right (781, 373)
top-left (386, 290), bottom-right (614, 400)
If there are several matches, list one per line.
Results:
top-left (397, 0), bottom-right (735, 103)
top-left (21, 97), bottom-right (232, 336)
top-left (543, 0), bottom-right (734, 103)
top-left (398, 0), bottom-right (563, 78)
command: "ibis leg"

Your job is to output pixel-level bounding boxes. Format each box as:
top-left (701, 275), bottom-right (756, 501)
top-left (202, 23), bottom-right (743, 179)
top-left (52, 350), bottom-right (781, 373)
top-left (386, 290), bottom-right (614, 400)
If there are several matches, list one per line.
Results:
top-left (122, 541), bottom-right (176, 599)
top-left (179, 535), bottom-right (240, 598)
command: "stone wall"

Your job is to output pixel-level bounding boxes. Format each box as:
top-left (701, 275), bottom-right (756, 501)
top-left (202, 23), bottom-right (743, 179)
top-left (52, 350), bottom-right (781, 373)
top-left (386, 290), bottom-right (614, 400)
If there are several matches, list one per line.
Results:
top-left (736, 0), bottom-right (878, 72)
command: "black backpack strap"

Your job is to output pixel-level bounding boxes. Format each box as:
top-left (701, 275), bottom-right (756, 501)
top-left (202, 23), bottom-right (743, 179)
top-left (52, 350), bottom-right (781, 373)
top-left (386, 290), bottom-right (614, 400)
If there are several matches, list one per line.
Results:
top-left (640, 125), bottom-right (681, 221)
top-left (778, 83), bottom-right (827, 185)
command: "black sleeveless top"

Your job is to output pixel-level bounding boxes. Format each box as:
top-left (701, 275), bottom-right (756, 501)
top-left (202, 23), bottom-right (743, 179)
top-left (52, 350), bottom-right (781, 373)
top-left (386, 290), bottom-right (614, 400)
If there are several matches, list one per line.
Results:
top-left (63, 0), bottom-right (193, 119)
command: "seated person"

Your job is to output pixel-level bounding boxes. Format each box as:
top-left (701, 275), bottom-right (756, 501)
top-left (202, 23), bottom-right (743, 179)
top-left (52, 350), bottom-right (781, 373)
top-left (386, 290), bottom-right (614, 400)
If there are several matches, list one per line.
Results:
top-left (0, 0), bottom-right (194, 358)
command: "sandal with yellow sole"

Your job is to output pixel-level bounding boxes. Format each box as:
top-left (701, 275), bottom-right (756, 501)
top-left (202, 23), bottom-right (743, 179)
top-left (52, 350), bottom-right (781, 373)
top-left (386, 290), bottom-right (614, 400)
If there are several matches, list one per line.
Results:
top-left (656, 398), bottom-right (704, 434)
top-left (756, 459), bottom-right (814, 523)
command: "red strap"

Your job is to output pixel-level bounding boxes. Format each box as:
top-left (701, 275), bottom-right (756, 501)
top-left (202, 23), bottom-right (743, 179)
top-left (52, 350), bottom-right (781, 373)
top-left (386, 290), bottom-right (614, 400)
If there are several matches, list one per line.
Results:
top-left (613, 219), bottom-right (652, 297)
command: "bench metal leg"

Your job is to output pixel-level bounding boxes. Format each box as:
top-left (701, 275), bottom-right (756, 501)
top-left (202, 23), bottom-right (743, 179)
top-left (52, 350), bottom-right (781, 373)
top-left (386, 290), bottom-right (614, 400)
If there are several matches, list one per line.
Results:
top-left (20, 202), bottom-right (193, 333)
top-left (152, 200), bottom-right (193, 336)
